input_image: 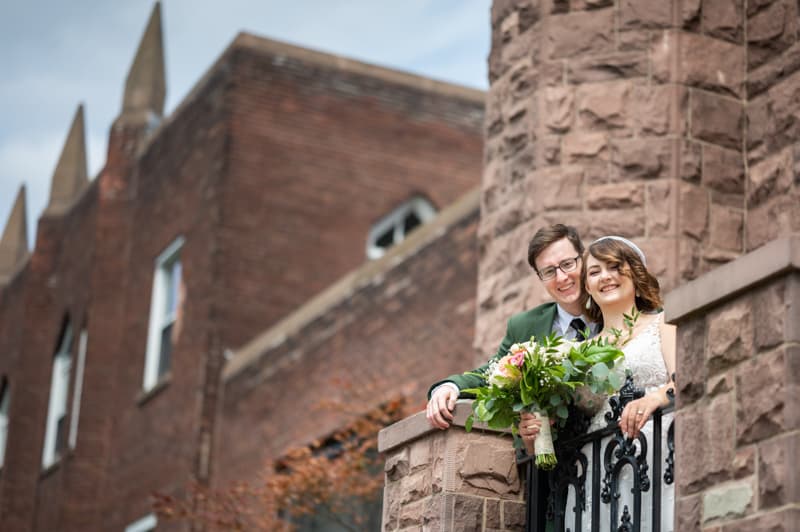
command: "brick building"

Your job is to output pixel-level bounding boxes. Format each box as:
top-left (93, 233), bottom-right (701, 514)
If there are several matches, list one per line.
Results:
top-left (381, 1), bottom-right (800, 531)
top-left (0, 4), bottom-right (484, 531)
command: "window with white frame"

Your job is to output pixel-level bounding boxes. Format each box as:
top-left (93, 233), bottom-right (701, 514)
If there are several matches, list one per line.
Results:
top-left (0, 377), bottom-right (9, 468)
top-left (366, 197), bottom-right (436, 259)
top-left (143, 237), bottom-right (184, 391)
top-left (125, 513), bottom-right (157, 532)
top-left (68, 328), bottom-right (88, 449)
top-left (42, 321), bottom-right (73, 468)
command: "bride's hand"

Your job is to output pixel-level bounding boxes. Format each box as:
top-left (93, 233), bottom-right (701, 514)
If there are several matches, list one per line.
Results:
top-left (619, 394), bottom-right (663, 439)
top-left (519, 412), bottom-right (542, 455)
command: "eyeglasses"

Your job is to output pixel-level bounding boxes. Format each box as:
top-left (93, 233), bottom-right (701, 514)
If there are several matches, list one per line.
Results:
top-left (537, 256), bottom-right (581, 281)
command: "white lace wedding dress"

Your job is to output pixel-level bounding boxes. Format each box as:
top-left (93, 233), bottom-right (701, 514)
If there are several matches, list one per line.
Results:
top-left (563, 313), bottom-right (674, 532)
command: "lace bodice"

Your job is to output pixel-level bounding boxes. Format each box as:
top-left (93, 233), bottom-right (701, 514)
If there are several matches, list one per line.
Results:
top-left (588, 313), bottom-right (668, 430)
top-left (618, 313), bottom-right (669, 393)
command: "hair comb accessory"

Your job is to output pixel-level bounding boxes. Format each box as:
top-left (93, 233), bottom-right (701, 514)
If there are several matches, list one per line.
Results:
top-left (592, 236), bottom-right (647, 266)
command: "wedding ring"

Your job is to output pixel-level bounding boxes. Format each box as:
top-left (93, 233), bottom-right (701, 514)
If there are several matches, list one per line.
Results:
top-left (636, 410), bottom-right (644, 415)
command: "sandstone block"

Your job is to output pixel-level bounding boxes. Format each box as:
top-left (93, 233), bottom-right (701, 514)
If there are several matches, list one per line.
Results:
top-left (676, 317), bottom-right (706, 405)
top-left (638, 238), bottom-right (672, 279)
top-left (680, 183), bottom-right (709, 240)
top-left (678, 395), bottom-right (737, 495)
top-left (618, 29), bottom-right (651, 52)
top-left (707, 372), bottom-right (734, 397)
top-left (566, 51), bottom-right (648, 84)
top-left (701, 0), bottom-right (744, 43)
top-left (702, 145), bottom-right (744, 194)
top-left (451, 494), bottom-right (484, 532)
top-left (508, 62), bottom-right (538, 106)
top-left (401, 471), bottom-right (431, 505)
top-left (385, 448), bottom-right (410, 480)
top-left (541, 86), bottom-right (574, 133)
top-left (485, 498), bottom-right (501, 528)
top-left (748, 41), bottom-right (800, 97)
top-left (758, 431), bottom-right (800, 509)
top-left (409, 436), bottom-right (432, 471)
top-left (719, 507), bottom-right (800, 532)
top-left (736, 350), bottom-right (788, 444)
top-left (747, 0), bottom-right (797, 69)
top-left (562, 132), bottom-right (608, 163)
top-left (588, 208), bottom-right (645, 238)
top-left (544, 9), bottom-right (614, 60)
top-left (646, 182), bottom-right (672, 236)
top-left (752, 281), bottom-right (786, 350)
top-left (653, 32), bottom-right (744, 98)
top-left (524, 166), bottom-right (583, 211)
top-left (676, 404), bottom-right (706, 493)
top-left (458, 438), bottom-right (520, 497)
top-left (537, 134), bottom-right (562, 165)
top-left (747, 147), bottom-right (792, 208)
top-left (504, 500), bottom-right (526, 529)
top-left (702, 481), bottom-right (753, 523)
top-left (631, 84), bottom-right (676, 136)
top-left (501, 28), bottom-right (537, 71)
top-left (586, 182), bottom-right (644, 209)
top-left (676, 493), bottom-right (702, 532)
top-left (577, 81), bottom-right (630, 132)
top-left (682, 140), bottom-right (702, 182)
top-left (708, 204), bottom-right (743, 253)
top-left (612, 137), bottom-right (672, 180)
top-left (620, 0), bottom-right (672, 29)
top-left (679, 237), bottom-right (702, 281)
top-left (690, 91), bottom-right (743, 150)
top-left (745, 194), bottom-right (800, 251)
top-left (732, 445), bottom-right (756, 479)
top-left (683, 0), bottom-right (701, 24)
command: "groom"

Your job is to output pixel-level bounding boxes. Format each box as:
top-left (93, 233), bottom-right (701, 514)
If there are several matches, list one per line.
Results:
top-left (426, 224), bottom-right (598, 437)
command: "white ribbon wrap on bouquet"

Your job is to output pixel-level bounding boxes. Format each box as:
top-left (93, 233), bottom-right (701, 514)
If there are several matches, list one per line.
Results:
top-left (533, 411), bottom-right (555, 457)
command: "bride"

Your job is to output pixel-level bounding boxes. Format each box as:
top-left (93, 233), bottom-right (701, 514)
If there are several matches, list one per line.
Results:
top-left (531, 236), bottom-right (676, 531)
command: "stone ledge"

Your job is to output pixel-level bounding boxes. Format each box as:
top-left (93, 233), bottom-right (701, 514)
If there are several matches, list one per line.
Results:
top-left (665, 235), bottom-right (800, 323)
top-left (378, 399), bottom-right (507, 454)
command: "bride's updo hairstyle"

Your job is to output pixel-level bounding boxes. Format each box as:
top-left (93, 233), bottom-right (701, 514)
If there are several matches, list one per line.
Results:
top-left (582, 237), bottom-right (662, 323)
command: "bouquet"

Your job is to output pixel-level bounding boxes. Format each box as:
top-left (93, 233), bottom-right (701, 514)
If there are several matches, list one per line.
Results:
top-left (463, 334), bottom-right (626, 470)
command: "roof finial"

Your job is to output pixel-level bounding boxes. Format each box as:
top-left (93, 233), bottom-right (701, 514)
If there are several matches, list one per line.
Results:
top-left (0, 185), bottom-right (29, 284)
top-left (45, 104), bottom-right (89, 215)
top-left (121, 2), bottom-right (166, 122)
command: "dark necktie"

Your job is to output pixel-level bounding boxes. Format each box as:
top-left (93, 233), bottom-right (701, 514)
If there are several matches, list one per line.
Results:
top-left (569, 318), bottom-right (588, 341)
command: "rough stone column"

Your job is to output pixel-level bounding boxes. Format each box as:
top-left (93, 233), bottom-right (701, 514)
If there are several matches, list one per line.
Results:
top-left (378, 401), bottom-right (525, 531)
top-left (665, 235), bottom-right (800, 531)
top-left (477, 0), bottom-right (752, 356)
top-left (744, 0), bottom-right (800, 251)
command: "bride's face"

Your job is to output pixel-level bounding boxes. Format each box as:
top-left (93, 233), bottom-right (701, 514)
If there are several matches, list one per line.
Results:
top-left (584, 254), bottom-right (635, 310)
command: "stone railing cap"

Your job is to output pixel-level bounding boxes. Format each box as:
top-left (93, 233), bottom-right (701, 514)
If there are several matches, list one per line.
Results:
top-left (665, 235), bottom-right (800, 323)
top-left (378, 399), bottom-right (508, 453)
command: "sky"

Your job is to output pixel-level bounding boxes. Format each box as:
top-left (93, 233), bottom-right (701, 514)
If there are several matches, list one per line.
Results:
top-left (0, 0), bottom-right (491, 246)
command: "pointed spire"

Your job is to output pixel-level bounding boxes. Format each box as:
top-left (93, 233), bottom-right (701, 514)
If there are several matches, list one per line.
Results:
top-left (121, 2), bottom-right (166, 121)
top-left (45, 104), bottom-right (89, 215)
top-left (0, 185), bottom-right (29, 284)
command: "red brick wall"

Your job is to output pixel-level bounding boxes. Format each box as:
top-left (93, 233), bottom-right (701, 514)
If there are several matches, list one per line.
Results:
top-left (0, 34), bottom-right (484, 532)
top-left (218, 41), bottom-right (484, 350)
top-left (215, 199), bottom-right (479, 486)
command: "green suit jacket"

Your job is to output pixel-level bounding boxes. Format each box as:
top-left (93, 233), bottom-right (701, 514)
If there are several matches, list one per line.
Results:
top-left (428, 302), bottom-right (558, 398)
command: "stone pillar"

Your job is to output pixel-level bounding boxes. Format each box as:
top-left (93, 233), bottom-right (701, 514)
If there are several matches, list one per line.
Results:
top-left (477, 0), bottom-right (755, 356)
top-left (378, 400), bottom-right (525, 531)
top-left (665, 235), bottom-right (800, 531)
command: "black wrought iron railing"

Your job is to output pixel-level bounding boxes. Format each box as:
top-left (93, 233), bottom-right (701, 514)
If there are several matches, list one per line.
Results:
top-left (518, 376), bottom-right (675, 532)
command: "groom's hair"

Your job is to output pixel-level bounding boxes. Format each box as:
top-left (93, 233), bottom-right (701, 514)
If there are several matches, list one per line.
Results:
top-left (527, 224), bottom-right (584, 271)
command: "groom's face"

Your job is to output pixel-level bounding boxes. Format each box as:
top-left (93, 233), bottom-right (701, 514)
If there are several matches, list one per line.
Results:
top-left (534, 237), bottom-right (583, 313)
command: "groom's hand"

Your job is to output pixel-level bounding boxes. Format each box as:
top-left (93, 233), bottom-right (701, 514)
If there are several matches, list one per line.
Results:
top-left (427, 386), bottom-right (458, 429)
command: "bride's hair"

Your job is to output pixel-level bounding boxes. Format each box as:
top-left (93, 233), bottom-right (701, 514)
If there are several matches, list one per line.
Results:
top-left (581, 238), bottom-right (662, 323)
